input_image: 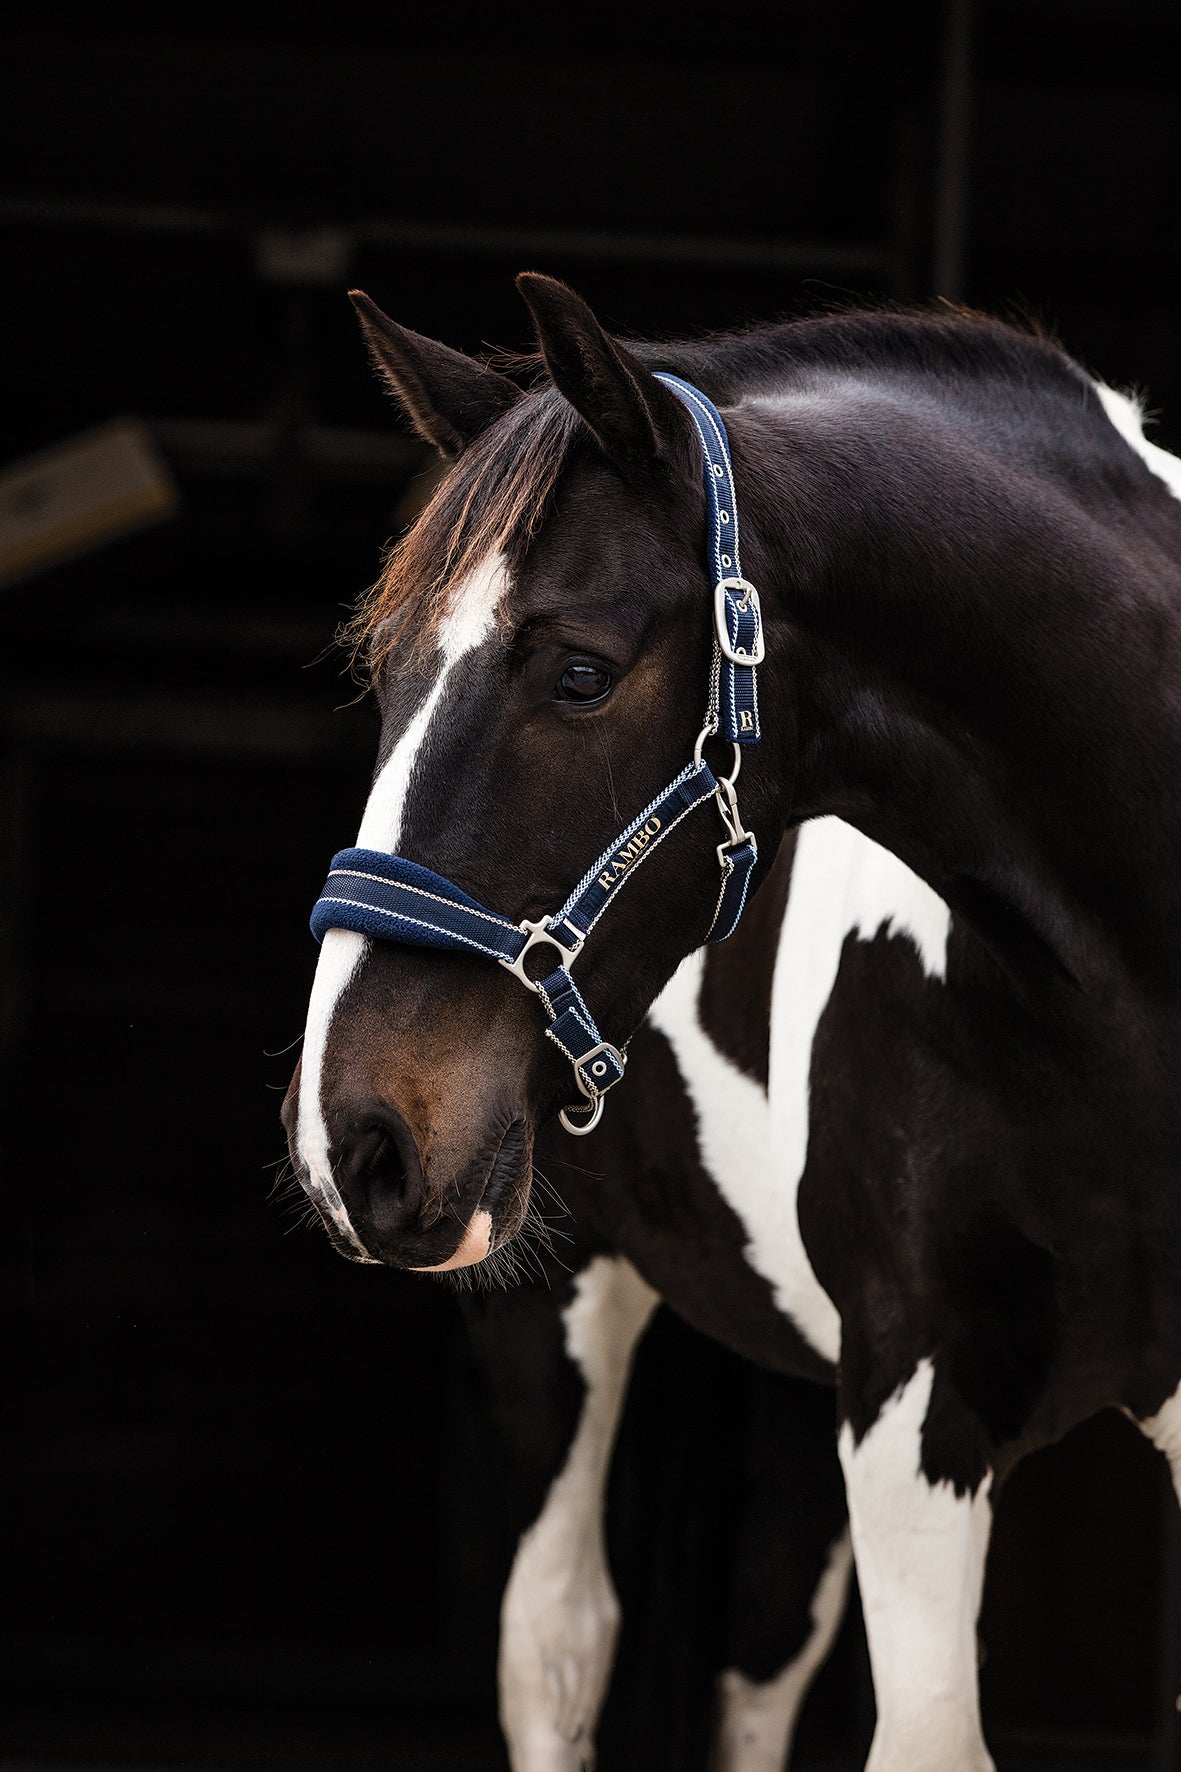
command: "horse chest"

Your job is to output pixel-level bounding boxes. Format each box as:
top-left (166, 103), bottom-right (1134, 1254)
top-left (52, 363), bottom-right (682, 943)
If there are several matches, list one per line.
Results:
top-left (638, 818), bottom-right (952, 1372)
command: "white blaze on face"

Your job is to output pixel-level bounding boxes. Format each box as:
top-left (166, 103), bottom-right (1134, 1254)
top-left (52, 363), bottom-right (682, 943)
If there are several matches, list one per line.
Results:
top-left (295, 553), bottom-right (510, 1251)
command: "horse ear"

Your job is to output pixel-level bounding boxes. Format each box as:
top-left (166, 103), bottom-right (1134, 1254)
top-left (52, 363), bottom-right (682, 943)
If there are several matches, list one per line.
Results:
top-left (515, 273), bottom-right (682, 476)
top-left (349, 290), bottom-right (518, 458)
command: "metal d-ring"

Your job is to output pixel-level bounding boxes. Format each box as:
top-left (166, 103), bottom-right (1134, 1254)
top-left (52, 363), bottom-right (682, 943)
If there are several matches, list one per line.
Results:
top-left (694, 723), bottom-right (742, 785)
top-left (559, 1096), bottom-right (605, 1136)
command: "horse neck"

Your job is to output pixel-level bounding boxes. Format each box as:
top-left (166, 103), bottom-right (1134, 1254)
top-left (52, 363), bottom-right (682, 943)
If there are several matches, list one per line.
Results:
top-left (733, 361), bottom-right (1181, 999)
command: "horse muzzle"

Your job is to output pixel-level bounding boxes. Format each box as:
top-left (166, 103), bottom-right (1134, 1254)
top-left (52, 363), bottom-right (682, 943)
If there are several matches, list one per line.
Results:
top-left (284, 1070), bottom-right (534, 1271)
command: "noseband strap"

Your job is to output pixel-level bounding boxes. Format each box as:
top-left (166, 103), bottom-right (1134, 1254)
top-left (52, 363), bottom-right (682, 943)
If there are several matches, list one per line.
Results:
top-left (310, 376), bottom-right (762, 1135)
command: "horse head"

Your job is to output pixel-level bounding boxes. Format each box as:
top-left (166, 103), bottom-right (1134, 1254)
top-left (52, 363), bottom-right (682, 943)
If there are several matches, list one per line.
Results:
top-left (282, 276), bottom-right (782, 1272)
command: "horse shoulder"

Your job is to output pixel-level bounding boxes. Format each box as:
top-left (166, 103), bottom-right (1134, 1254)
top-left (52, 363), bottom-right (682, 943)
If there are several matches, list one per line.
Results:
top-left (643, 816), bottom-right (949, 1371)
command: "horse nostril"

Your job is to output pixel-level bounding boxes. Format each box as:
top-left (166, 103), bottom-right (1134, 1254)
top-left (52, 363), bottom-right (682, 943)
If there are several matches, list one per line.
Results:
top-left (354, 1125), bottom-right (406, 1191)
top-left (334, 1108), bottom-right (422, 1236)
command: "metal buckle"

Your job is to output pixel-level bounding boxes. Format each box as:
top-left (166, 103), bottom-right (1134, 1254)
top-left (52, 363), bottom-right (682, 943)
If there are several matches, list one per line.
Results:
top-left (558, 1040), bottom-right (626, 1136)
top-left (717, 832), bottom-right (757, 869)
top-left (713, 577), bottom-right (765, 665)
top-left (572, 1040), bottom-right (626, 1098)
top-left (498, 918), bottom-right (582, 993)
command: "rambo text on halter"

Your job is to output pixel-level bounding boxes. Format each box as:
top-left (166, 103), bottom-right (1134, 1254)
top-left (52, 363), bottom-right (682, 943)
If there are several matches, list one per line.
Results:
top-left (310, 375), bottom-right (764, 1135)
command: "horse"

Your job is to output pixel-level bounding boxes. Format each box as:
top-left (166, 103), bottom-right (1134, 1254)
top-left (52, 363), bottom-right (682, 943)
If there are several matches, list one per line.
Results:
top-left (282, 274), bottom-right (1181, 1772)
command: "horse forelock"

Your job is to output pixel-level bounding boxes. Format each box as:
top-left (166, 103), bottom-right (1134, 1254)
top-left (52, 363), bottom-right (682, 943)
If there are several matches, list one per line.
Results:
top-left (347, 384), bottom-right (582, 675)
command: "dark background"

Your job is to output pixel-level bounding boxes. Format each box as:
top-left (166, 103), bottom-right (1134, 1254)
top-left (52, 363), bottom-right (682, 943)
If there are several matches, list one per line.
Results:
top-left (2, 4), bottom-right (1179, 1768)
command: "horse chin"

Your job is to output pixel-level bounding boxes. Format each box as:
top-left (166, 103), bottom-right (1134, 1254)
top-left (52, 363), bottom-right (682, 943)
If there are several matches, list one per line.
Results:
top-left (412, 1209), bottom-right (493, 1272)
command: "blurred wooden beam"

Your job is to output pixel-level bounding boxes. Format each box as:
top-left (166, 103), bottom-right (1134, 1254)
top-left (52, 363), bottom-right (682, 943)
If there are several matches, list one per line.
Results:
top-left (0, 195), bottom-right (892, 279)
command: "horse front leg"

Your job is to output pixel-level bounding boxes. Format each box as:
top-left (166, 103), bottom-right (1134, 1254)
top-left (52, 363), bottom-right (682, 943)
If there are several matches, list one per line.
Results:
top-left (711, 1370), bottom-right (853, 1772)
top-left (467, 1252), bottom-right (657, 1772)
top-left (1135, 1378), bottom-right (1181, 1758)
top-left (838, 1355), bottom-right (996, 1772)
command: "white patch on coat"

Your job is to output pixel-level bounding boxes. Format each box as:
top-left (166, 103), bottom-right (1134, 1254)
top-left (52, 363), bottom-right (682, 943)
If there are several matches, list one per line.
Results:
top-left (767, 816), bottom-right (948, 1357)
top-left (499, 1256), bottom-right (657, 1772)
top-left (838, 1360), bottom-right (995, 1772)
top-left (295, 554), bottom-right (509, 1243)
top-left (1095, 384), bottom-right (1181, 503)
top-left (712, 1527), bottom-right (853, 1772)
top-left (1139, 1379), bottom-right (1181, 1505)
top-left (648, 816), bottom-right (948, 1365)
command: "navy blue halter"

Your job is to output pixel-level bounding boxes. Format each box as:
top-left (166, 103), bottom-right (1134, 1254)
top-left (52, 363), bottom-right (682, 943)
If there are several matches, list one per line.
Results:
top-left (310, 377), bottom-right (764, 1134)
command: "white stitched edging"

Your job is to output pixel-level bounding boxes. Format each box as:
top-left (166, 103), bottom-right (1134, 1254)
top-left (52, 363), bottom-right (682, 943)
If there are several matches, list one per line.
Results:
top-left (577, 791), bottom-right (718, 937)
top-left (553, 762), bottom-right (705, 923)
top-left (313, 897), bottom-right (512, 961)
top-left (327, 869), bottom-right (514, 931)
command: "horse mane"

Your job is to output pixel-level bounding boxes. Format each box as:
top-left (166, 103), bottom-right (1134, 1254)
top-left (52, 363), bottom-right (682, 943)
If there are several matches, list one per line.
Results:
top-left (347, 302), bottom-right (1080, 674)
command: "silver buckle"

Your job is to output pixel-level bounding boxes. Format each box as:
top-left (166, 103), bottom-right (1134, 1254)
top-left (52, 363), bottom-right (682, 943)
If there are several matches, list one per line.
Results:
top-left (499, 918), bottom-right (582, 993)
top-left (573, 1040), bottom-right (626, 1098)
top-left (714, 577), bottom-right (765, 665)
top-left (558, 1040), bottom-right (626, 1137)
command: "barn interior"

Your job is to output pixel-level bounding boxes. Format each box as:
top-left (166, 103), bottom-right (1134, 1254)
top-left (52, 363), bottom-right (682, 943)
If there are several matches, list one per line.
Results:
top-left (2, 4), bottom-right (1179, 1768)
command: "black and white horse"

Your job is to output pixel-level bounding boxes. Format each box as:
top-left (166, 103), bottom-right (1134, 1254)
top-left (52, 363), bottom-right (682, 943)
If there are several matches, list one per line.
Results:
top-left (283, 277), bottom-right (1181, 1771)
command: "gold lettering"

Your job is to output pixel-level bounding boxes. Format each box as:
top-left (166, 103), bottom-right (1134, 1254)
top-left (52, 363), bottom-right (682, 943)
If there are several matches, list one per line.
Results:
top-left (596, 816), bottom-right (666, 894)
top-left (739, 710), bottom-right (754, 732)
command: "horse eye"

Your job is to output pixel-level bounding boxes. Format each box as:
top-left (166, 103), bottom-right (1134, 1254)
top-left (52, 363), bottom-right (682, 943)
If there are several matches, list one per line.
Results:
top-left (556, 664), bottom-right (613, 704)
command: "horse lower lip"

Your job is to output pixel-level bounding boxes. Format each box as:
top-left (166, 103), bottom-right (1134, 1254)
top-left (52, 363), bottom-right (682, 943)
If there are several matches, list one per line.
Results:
top-left (414, 1210), bottom-right (493, 1273)
top-left (477, 1117), bottom-right (529, 1225)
